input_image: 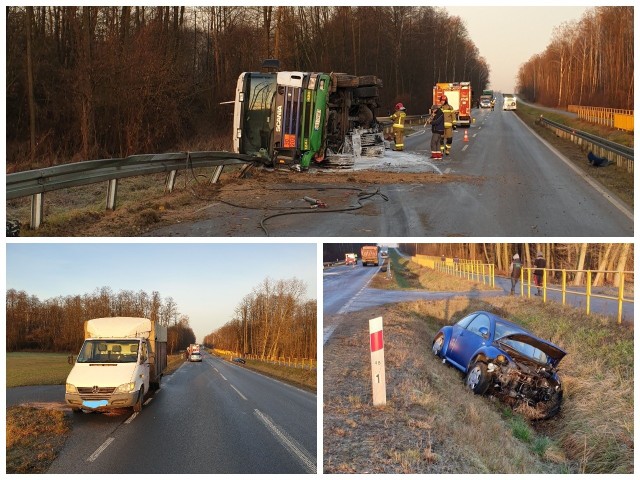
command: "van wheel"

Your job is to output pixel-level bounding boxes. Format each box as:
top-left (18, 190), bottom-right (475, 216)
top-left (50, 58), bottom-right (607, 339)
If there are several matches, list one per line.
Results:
top-left (133, 388), bottom-right (144, 413)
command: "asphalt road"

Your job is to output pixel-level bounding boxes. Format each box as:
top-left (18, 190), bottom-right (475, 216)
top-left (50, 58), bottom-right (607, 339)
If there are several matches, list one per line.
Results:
top-left (146, 103), bottom-right (632, 237)
top-left (39, 352), bottom-right (316, 474)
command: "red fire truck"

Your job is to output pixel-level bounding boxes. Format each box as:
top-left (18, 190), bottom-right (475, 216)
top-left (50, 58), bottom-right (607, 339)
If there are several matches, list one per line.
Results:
top-left (433, 82), bottom-right (472, 127)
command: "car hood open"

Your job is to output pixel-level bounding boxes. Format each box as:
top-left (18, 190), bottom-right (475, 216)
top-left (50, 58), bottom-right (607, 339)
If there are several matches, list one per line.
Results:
top-left (498, 333), bottom-right (567, 364)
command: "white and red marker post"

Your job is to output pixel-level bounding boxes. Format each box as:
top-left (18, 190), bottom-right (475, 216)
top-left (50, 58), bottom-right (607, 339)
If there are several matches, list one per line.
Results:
top-left (369, 316), bottom-right (386, 406)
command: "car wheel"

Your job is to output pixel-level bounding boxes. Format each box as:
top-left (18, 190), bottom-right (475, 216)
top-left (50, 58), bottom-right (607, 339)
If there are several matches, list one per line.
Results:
top-left (465, 362), bottom-right (491, 394)
top-left (432, 335), bottom-right (444, 358)
top-left (133, 388), bottom-right (144, 413)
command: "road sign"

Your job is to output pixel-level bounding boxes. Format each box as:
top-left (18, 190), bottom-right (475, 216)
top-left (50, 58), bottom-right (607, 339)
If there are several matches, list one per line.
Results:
top-left (369, 316), bottom-right (386, 406)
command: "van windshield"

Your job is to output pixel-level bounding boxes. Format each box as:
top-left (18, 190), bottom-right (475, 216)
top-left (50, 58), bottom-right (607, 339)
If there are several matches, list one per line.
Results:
top-left (77, 340), bottom-right (140, 363)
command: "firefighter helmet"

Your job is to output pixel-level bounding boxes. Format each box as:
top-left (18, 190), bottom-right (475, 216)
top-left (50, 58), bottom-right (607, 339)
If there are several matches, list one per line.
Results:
top-left (395, 102), bottom-right (405, 111)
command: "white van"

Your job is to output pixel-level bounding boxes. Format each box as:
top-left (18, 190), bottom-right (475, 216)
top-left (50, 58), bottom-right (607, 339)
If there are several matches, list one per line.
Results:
top-left (503, 94), bottom-right (517, 111)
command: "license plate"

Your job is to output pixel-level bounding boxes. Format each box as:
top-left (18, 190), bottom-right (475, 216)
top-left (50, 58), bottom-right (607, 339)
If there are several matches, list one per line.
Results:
top-left (82, 400), bottom-right (108, 408)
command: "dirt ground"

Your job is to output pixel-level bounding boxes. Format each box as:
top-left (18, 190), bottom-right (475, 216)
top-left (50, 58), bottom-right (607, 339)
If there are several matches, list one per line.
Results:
top-left (7, 167), bottom-right (475, 237)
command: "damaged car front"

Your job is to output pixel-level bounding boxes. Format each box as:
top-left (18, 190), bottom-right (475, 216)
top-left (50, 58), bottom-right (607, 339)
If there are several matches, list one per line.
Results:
top-left (485, 333), bottom-right (566, 420)
top-left (432, 311), bottom-right (567, 420)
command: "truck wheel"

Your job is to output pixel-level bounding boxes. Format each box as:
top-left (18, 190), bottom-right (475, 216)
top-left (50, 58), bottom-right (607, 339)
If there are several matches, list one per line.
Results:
top-left (354, 86), bottom-right (378, 98)
top-left (133, 388), bottom-right (144, 413)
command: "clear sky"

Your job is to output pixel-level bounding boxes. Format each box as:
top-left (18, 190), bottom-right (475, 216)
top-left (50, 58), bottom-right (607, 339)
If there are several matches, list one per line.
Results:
top-left (6, 242), bottom-right (317, 342)
top-left (445, 6), bottom-right (590, 93)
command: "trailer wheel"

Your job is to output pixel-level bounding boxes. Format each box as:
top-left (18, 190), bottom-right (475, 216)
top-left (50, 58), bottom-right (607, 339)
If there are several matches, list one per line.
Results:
top-left (133, 388), bottom-right (144, 413)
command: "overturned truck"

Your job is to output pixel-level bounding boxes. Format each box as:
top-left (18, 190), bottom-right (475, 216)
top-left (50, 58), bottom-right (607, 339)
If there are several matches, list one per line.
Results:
top-left (233, 68), bottom-right (384, 170)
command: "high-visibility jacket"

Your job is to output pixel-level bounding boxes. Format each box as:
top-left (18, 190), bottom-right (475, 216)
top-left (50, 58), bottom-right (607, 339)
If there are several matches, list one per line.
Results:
top-left (390, 110), bottom-right (406, 129)
top-left (441, 103), bottom-right (456, 128)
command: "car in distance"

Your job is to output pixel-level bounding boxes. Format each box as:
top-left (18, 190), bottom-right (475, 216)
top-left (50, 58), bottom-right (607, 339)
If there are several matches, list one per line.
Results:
top-left (502, 94), bottom-right (517, 111)
top-left (232, 357), bottom-right (246, 364)
top-left (432, 311), bottom-right (566, 420)
top-left (189, 351), bottom-right (202, 362)
top-left (479, 97), bottom-right (492, 109)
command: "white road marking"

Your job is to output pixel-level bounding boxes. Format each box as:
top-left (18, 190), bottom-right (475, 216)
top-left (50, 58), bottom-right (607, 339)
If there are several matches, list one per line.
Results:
top-left (143, 397), bottom-right (153, 406)
top-left (323, 325), bottom-right (338, 345)
top-left (254, 409), bottom-right (316, 473)
top-left (444, 168), bottom-right (451, 174)
top-left (125, 412), bottom-right (138, 424)
top-left (87, 437), bottom-right (115, 462)
top-left (461, 145), bottom-right (469, 152)
top-left (220, 373), bottom-right (227, 381)
top-left (230, 384), bottom-right (248, 401)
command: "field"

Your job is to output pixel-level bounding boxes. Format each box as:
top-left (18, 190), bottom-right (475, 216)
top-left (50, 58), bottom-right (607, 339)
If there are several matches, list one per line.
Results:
top-left (6, 352), bottom-right (74, 387)
top-left (323, 296), bottom-right (633, 474)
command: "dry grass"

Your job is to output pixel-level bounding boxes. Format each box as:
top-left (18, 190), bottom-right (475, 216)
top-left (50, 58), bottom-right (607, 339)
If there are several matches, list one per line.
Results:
top-left (369, 250), bottom-right (499, 292)
top-left (323, 295), bottom-right (632, 474)
top-left (516, 104), bottom-right (633, 208)
top-left (6, 406), bottom-right (70, 473)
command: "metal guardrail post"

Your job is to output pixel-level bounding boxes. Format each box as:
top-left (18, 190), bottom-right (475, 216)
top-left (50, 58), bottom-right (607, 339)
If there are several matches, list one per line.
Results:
top-left (106, 179), bottom-right (118, 210)
top-left (561, 270), bottom-right (567, 305)
top-left (618, 275), bottom-right (624, 325)
top-left (166, 170), bottom-right (177, 193)
top-left (586, 270), bottom-right (592, 315)
top-left (542, 269), bottom-right (547, 302)
top-left (210, 165), bottom-right (224, 184)
top-left (30, 193), bottom-right (44, 229)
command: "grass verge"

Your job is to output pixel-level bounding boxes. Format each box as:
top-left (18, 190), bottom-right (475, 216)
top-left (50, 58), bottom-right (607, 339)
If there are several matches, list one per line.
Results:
top-left (212, 351), bottom-right (316, 392)
top-left (6, 406), bottom-right (70, 473)
top-left (323, 295), bottom-right (632, 473)
top-left (369, 250), bottom-right (499, 292)
top-left (515, 103), bottom-right (633, 208)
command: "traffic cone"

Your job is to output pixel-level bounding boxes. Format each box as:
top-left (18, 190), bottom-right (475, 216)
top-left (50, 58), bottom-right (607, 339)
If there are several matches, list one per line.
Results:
top-left (463, 129), bottom-right (469, 142)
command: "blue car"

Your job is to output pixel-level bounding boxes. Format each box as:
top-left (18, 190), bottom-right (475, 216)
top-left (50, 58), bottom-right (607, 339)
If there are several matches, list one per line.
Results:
top-left (432, 311), bottom-right (566, 419)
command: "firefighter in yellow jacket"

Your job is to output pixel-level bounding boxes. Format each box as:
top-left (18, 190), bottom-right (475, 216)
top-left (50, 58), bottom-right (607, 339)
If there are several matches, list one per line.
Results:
top-left (440, 96), bottom-right (456, 155)
top-left (390, 103), bottom-right (406, 151)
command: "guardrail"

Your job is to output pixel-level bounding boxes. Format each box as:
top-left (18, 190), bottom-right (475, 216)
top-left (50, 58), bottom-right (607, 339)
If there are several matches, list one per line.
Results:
top-left (567, 105), bottom-right (634, 132)
top-left (537, 115), bottom-right (634, 174)
top-left (519, 267), bottom-right (633, 325)
top-left (379, 115), bottom-right (431, 136)
top-left (6, 151), bottom-right (258, 229)
top-left (412, 255), bottom-right (496, 287)
top-left (213, 349), bottom-right (316, 370)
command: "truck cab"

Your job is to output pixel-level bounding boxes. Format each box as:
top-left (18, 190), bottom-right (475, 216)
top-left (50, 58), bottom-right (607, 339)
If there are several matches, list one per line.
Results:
top-left (233, 68), bottom-right (383, 169)
top-left (65, 317), bottom-right (167, 413)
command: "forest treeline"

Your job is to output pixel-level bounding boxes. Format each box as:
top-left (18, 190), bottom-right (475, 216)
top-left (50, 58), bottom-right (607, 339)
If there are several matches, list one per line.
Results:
top-left (203, 277), bottom-right (316, 360)
top-left (517, 6), bottom-right (633, 108)
top-left (7, 6), bottom-right (489, 168)
top-left (5, 287), bottom-right (195, 354)
top-left (399, 243), bottom-right (632, 287)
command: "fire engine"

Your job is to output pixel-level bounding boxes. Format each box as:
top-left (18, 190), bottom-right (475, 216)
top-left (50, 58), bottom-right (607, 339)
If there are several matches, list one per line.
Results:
top-left (433, 82), bottom-right (472, 127)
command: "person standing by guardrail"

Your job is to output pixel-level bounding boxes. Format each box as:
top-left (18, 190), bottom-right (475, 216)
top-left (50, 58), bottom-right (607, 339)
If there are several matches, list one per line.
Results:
top-left (533, 251), bottom-right (546, 296)
top-left (390, 103), bottom-right (407, 151)
top-left (509, 253), bottom-right (522, 295)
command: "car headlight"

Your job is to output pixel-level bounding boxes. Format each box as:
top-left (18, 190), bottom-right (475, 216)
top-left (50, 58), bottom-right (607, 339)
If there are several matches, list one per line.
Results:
top-left (115, 382), bottom-right (136, 393)
top-left (66, 383), bottom-right (78, 394)
top-left (496, 354), bottom-right (508, 365)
